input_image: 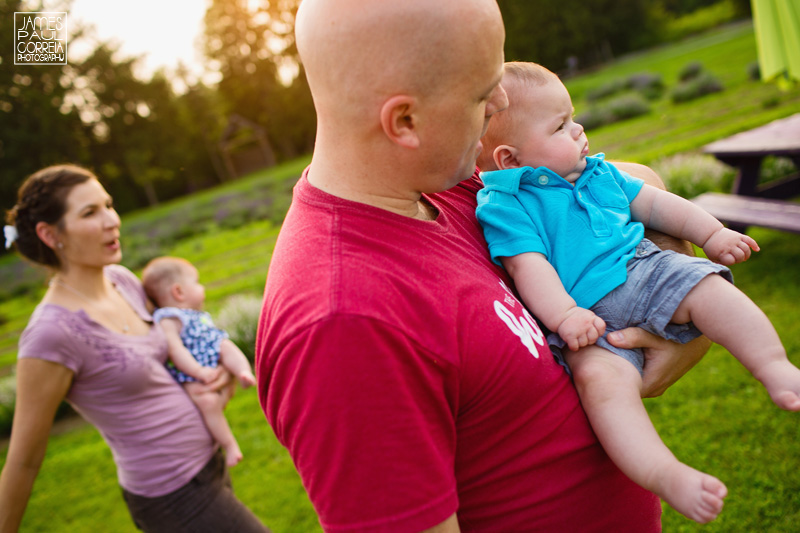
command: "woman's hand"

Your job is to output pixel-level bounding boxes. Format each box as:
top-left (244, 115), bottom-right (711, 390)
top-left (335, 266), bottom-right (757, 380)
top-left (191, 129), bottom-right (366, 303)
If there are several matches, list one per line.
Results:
top-left (190, 368), bottom-right (236, 406)
top-left (608, 327), bottom-right (711, 397)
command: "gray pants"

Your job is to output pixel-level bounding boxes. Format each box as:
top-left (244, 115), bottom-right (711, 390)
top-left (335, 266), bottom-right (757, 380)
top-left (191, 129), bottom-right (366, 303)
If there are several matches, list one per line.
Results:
top-left (122, 450), bottom-right (269, 533)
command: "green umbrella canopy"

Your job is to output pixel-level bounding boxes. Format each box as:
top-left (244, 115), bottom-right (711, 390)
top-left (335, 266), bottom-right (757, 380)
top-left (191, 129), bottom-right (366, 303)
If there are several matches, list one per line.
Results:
top-left (752, 0), bottom-right (800, 88)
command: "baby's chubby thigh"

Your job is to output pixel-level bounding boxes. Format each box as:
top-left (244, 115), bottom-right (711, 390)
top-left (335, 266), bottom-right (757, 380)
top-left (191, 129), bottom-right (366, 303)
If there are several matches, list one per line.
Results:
top-left (564, 344), bottom-right (645, 403)
top-left (670, 273), bottom-right (731, 326)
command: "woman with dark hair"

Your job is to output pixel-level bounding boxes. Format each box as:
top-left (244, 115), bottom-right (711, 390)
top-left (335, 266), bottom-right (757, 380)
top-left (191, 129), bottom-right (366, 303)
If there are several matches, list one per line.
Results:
top-left (0, 165), bottom-right (269, 533)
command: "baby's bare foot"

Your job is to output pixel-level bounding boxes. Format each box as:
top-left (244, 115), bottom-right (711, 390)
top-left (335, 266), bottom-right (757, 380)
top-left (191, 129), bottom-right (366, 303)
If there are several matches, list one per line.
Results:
top-left (654, 462), bottom-right (727, 523)
top-left (756, 360), bottom-right (800, 411)
top-left (238, 371), bottom-right (256, 389)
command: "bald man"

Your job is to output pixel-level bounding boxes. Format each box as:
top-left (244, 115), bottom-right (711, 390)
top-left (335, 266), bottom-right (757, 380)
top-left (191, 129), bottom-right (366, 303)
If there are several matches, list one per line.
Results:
top-left (256, 0), bottom-right (706, 531)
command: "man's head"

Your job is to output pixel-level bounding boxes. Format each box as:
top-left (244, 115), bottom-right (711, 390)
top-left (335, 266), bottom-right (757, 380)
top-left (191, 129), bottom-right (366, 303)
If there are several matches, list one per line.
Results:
top-left (478, 62), bottom-right (589, 183)
top-left (296, 0), bottom-right (508, 193)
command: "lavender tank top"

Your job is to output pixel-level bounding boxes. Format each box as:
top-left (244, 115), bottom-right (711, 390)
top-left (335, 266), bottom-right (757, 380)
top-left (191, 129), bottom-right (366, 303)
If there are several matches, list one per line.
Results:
top-left (18, 264), bottom-right (216, 497)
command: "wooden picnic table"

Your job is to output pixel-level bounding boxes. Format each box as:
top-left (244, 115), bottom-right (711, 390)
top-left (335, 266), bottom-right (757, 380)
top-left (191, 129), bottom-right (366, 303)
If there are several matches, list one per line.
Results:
top-left (693, 113), bottom-right (800, 233)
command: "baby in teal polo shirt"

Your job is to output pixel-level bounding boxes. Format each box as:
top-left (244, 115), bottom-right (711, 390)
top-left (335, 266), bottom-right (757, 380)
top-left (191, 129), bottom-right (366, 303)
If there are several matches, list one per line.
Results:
top-left (476, 61), bottom-right (800, 524)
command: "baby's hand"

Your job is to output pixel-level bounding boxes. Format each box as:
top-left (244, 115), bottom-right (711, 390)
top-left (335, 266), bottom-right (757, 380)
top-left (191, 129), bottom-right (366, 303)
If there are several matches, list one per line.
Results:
top-left (195, 366), bottom-right (222, 384)
top-left (703, 227), bottom-right (759, 265)
top-left (557, 307), bottom-right (606, 352)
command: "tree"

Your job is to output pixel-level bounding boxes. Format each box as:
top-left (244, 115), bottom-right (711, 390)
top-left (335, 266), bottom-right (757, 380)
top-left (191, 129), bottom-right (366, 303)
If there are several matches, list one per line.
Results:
top-left (69, 44), bottom-right (219, 210)
top-left (497, 0), bottom-right (660, 73)
top-left (0, 0), bottom-right (91, 222)
top-left (1, 0), bottom-right (220, 222)
top-left (203, 0), bottom-right (315, 163)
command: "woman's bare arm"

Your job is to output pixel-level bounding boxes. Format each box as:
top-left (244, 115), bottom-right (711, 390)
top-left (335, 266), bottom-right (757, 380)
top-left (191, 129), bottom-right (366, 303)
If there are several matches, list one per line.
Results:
top-left (0, 359), bottom-right (73, 532)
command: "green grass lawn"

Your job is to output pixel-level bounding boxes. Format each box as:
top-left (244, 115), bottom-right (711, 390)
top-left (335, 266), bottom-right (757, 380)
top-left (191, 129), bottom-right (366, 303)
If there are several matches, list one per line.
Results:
top-left (4, 388), bottom-right (321, 532)
top-left (567, 21), bottom-right (800, 163)
top-left (652, 226), bottom-right (800, 532)
top-left (2, 20), bottom-right (800, 532)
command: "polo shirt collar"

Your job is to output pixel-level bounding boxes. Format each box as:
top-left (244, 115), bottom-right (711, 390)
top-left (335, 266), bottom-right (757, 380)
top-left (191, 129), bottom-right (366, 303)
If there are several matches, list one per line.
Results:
top-left (480, 153), bottom-right (606, 193)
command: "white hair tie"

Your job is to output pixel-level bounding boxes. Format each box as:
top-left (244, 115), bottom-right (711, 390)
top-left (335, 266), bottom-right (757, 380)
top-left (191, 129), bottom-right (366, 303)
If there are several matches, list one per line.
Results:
top-left (4, 225), bottom-right (18, 249)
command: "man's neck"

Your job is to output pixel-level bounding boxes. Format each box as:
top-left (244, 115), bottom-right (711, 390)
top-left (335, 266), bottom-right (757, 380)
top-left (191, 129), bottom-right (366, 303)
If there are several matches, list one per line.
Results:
top-left (306, 145), bottom-right (431, 220)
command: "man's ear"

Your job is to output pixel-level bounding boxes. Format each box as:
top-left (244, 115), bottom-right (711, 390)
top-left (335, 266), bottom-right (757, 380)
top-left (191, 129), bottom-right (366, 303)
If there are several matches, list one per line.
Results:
top-left (379, 95), bottom-right (420, 149)
top-left (35, 221), bottom-right (60, 250)
top-left (494, 145), bottom-right (521, 170)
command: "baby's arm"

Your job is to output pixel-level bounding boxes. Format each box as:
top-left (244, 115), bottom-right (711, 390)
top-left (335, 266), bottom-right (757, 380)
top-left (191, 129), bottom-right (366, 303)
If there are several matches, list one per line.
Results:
top-left (502, 252), bottom-right (606, 351)
top-left (159, 317), bottom-right (220, 383)
top-left (631, 184), bottom-right (759, 265)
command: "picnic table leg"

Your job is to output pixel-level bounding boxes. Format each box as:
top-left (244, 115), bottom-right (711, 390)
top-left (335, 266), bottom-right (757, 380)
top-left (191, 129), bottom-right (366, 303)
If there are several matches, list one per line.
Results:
top-left (730, 157), bottom-right (764, 197)
top-left (713, 156), bottom-right (765, 233)
top-left (727, 221), bottom-right (749, 233)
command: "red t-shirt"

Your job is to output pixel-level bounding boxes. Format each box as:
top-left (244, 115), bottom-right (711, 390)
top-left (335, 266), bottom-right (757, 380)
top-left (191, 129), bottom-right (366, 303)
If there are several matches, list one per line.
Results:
top-left (257, 169), bottom-right (661, 532)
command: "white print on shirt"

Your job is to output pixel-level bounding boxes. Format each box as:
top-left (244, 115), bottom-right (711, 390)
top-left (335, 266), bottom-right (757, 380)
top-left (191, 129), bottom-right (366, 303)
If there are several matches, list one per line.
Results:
top-left (497, 280), bottom-right (519, 308)
top-left (493, 286), bottom-right (546, 358)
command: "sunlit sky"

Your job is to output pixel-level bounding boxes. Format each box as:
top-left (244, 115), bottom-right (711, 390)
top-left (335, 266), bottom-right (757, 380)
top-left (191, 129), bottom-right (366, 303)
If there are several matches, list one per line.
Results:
top-left (40, 0), bottom-right (210, 84)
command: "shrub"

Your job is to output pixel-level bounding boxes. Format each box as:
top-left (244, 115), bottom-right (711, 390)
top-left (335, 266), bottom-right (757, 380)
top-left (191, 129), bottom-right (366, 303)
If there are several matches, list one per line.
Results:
top-left (585, 73), bottom-right (665, 103)
top-left (122, 238), bottom-right (165, 271)
top-left (586, 78), bottom-right (629, 103)
top-left (577, 93), bottom-right (650, 131)
top-left (760, 156), bottom-right (797, 184)
top-left (761, 95), bottom-right (780, 109)
top-left (216, 294), bottom-right (263, 363)
top-left (0, 373), bottom-right (16, 436)
top-left (575, 107), bottom-right (615, 131)
top-left (678, 60), bottom-right (704, 81)
top-left (747, 61), bottom-right (761, 81)
top-left (670, 71), bottom-right (724, 102)
top-left (650, 152), bottom-right (735, 199)
top-left (627, 72), bottom-right (665, 100)
top-left (217, 210), bottom-right (251, 230)
top-left (604, 93), bottom-right (651, 121)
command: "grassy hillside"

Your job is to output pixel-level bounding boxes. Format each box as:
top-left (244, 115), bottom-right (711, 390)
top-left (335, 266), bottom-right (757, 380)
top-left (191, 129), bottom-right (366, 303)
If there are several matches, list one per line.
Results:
top-left (568, 21), bottom-right (800, 163)
top-left (1, 21), bottom-right (799, 532)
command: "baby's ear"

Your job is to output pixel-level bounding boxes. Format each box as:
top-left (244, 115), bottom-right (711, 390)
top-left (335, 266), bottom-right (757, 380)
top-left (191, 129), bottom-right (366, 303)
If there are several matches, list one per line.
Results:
top-left (170, 283), bottom-right (184, 302)
top-left (494, 145), bottom-right (520, 170)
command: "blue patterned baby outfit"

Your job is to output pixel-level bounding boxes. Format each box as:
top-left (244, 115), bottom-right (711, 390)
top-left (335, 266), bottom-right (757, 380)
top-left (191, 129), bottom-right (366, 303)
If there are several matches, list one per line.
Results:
top-left (152, 307), bottom-right (229, 383)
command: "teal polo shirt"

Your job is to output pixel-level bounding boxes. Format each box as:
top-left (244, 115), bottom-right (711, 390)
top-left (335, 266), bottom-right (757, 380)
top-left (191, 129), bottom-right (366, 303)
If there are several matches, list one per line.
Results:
top-left (476, 154), bottom-right (645, 309)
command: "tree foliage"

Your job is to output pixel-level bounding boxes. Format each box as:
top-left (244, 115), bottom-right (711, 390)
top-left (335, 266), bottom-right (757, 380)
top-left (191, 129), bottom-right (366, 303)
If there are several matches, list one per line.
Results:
top-left (0, 0), bottom-right (88, 214)
top-left (203, 0), bottom-right (315, 162)
top-left (0, 0), bottom-right (222, 225)
top-left (66, 45), bottom-right (222, 212)
top-left (497, 0), bottom-right (751, 73)
top-left (497, 0), bottom-right (661, 73)
top-left (0, 0), bottom-right (753, 246)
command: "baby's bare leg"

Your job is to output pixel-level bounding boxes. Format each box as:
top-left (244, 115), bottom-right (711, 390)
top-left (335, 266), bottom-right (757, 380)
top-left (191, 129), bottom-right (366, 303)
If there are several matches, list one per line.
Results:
top-left (673, 274), bottom-right (800, 410)
top-left (218, 339), bottom-right (256, 388)
top-left (565, 346), bottom-right (727, 523)
top-left (184, 382), bottom-right (243, 467)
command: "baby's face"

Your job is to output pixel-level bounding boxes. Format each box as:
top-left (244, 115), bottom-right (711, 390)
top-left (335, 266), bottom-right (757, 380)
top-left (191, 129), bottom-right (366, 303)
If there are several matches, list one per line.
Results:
top-left (179, 265), bottom-right (206, 310)
top-left (509, 80), bottom-right (588, 183)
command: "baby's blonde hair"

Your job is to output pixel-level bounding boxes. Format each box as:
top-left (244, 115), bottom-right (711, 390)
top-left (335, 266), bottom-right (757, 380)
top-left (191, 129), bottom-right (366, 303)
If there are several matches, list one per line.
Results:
top-left (477, 61), bottom-right (560, 171)
top-left (142, 256), bottom-right (194, 306)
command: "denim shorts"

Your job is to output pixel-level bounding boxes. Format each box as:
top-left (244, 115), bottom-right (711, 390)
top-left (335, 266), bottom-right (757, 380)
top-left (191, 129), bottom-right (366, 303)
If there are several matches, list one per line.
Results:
top-left (549, 238), bottom-right (733, 375)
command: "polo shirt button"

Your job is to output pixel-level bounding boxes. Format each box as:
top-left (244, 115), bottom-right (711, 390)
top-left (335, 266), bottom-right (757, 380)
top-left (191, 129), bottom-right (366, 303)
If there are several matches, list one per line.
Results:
top-left (538, 176), bottom-right (549, 185)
